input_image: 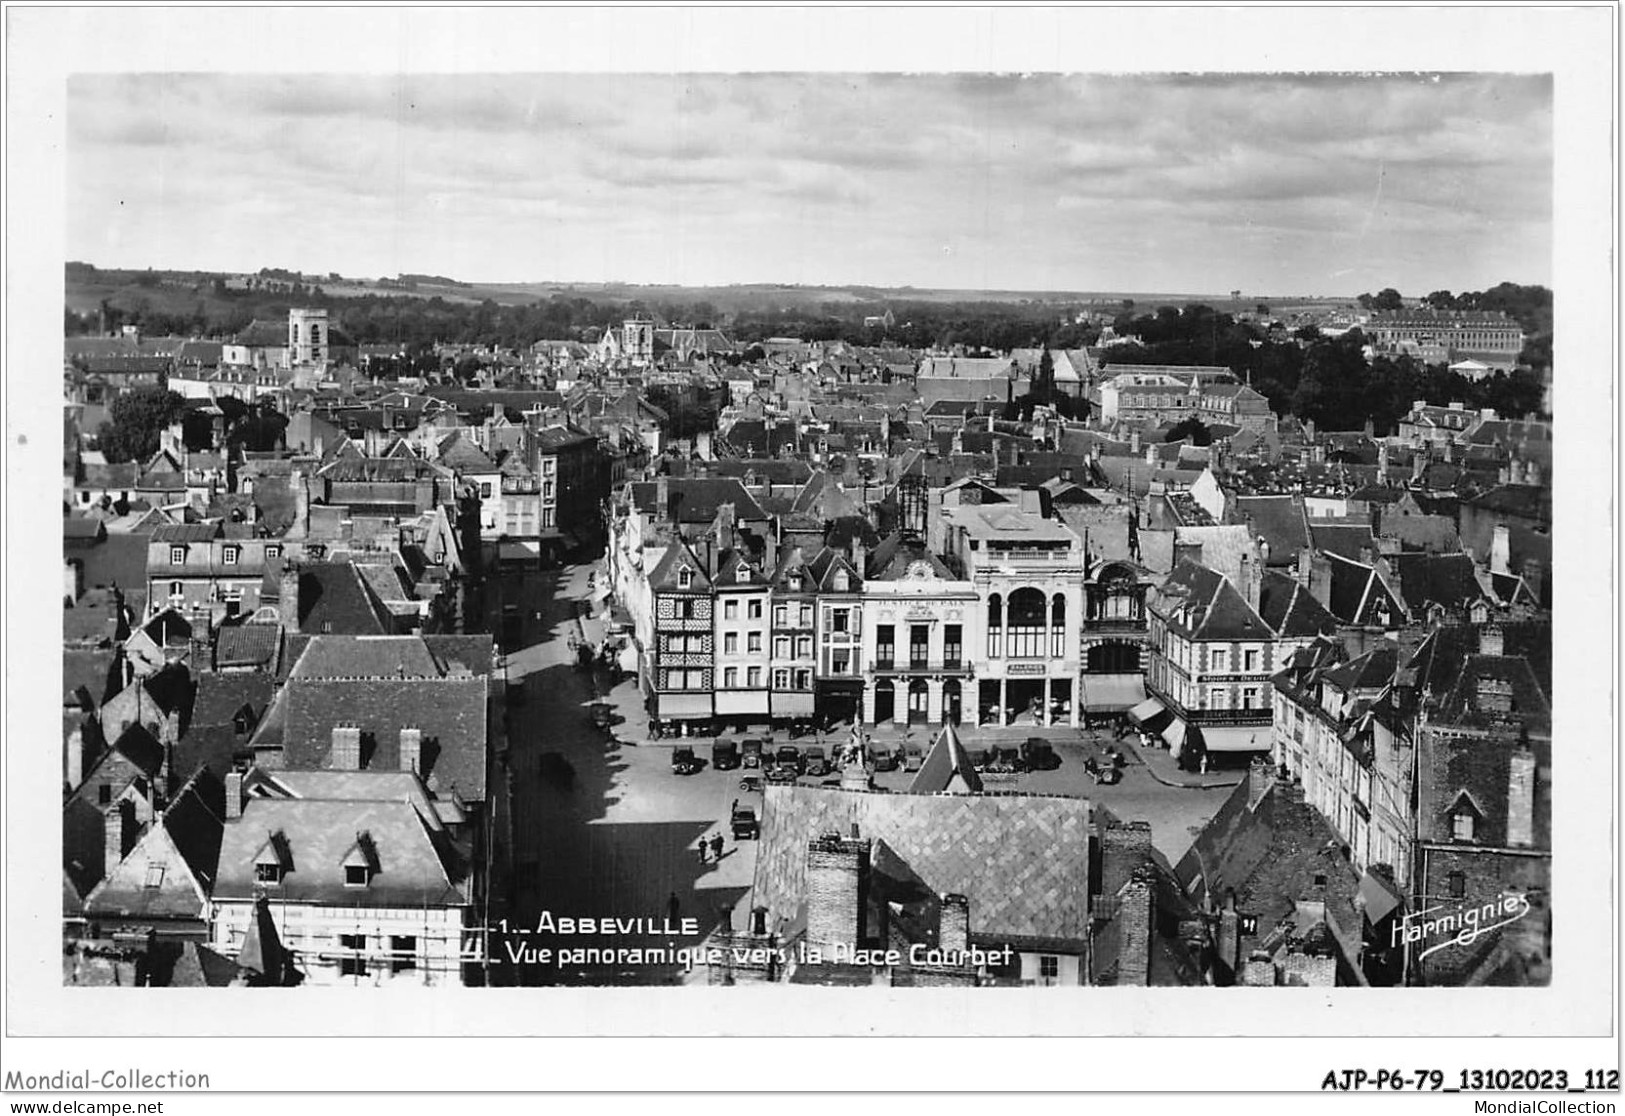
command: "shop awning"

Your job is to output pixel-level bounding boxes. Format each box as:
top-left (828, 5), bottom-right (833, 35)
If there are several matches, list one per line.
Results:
top-left (1082, 675), bottom-right (1147, 712)
top-left (1126, 697), bottom-right (1167, 726)
top-left (498, 540), bottom-right (540, 561)
top-left (1192, 725), bottom-right (1269, 753)
top-left (1160, 717), bottom-right (1187, 752)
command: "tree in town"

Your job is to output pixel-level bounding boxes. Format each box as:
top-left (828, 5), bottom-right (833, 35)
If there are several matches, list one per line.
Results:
top-left (1164, 416), bottom-right (1213, 446)
top-left (95, 385), bottom-right (186, 463)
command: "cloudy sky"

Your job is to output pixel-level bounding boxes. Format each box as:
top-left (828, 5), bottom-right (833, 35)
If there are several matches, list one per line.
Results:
top-left (67, 72), bottom-right (1551, 296)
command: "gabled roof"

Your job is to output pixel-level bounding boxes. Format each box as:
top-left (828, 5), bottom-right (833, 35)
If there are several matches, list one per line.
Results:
top-left (84, 768), bottom-right (224, 921)
top-left (1256, 569), bottom-right (1340, 638)
top-left (271, 560), bottom-right (391, 636)
top-left (864, 533), bottom-right (955, 581)
top-left (805, 546), bottom-right (862, 592)
top-left (434, 430), bottom-right (499, 474)
top-left (712, 546), bottom-right (768, 589)
top-left (1310, 521), bottom-right (1378, 563)
top-left (907, 723), bottom-right (983, 794)
top-left (645, 536), bottom-right (712, 593)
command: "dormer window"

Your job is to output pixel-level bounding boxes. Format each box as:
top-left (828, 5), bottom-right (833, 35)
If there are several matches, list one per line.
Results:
top-left (832, 571), bottom-right (849, 592)
top-left (1452, 813), bottom-right (1476, 841)
top-left (223, 546), bottom-right (240, 565)
top-left (677, 566), bottom-right (693, 590)
top-left (788, 573), bottom-right (803, 591)
top-left (143, 864), bottom-right (165, 890)
top-left (266, 544), bottom-right (282, 560)
top-left (343, 832), bottom-right (376, 887)
top-left (255, 861), bottom-right (283, 885)
top-left (737, 562), bottom-right (750, 581)
top-left (345, 864), bottom-right (371, 887)
top-left (170, 546), bottom-right (186, 564)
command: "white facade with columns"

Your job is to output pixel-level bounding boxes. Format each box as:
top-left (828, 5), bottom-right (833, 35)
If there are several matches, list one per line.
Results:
top-left (858, 559), bottom-right (976, 727)
top-left (941, 505), bottom-right (1085, 728)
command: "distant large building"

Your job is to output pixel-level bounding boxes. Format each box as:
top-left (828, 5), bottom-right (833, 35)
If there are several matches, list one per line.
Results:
top-left (1364, 310), bottom-right (1524, 371)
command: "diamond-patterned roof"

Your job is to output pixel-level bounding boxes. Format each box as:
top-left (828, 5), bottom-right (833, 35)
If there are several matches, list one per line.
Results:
top-left (754, 785), bottom-right (1092, 948)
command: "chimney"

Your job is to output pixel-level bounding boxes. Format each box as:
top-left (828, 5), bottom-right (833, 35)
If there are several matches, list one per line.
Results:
top-left (104, 797), bottom-right (135, 870)
top-left (1489, 524), bottom-right (1511, 576)
top-left (1363, 419), bottom-right (1374, 439)
top-left (1304, 418), bottom-right (1316, 443)
top-left (1506, 745), bottom-right (1537, 848)
top-left (1115, 868), bottom-right (1155, 987)
top-left (1129, 429), bottom-right (1140, 455)
top-left (805, 830), bottom-right (870, 954)
top-left (654, 475), bottom-right (670, 522)
top-left (1480, 407), bottom-right (1498, 422)
top-left (1358, 545), bottom-right (1374, 567)
top-left (850, 539), bottom-right (867, 580)
top-left (938, 893), bottom-right (970, 955)
top-left (1247, 757), bottom-right (1276, 811)
top-left (1478, 623), bottom-right (1505, 658)
top-left (1295, 547), bottom-right (1313, 588)
top-left (66, 725), bottom-right (86, 789)
top-left (1442, 439), bottom-right (1454, 464)
top-left (331, 724), bottom-right (362, 770)
top-left (1308, 553), bottom-right (1333, 608)
top-left (399, 727), bottom-right (422, 773)
top-left (278, 558), bottom-right (300, 633)
top-left (1173, 540), bottom-right (1203, 568)
top-left (1377, 441), bottom-right (1390, 477)
top-left (1236, 551), bottom-right (1259, 611)
top-left (716, 502), bottom-right (737, 553)
top-left (292, 469), bottom-right (309, 535)
top-left (1145, 443), bottom-right (1157, 466)
top-left (1411, 450), bottom-right (1426, 484)
top-left (225, 770), bottom-right (244, 820)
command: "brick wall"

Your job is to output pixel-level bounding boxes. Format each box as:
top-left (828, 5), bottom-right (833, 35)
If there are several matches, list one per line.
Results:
top-left (1115, 869), bottom-right (1154, 987)
top-left (806, 832), bottom-right (869, 952)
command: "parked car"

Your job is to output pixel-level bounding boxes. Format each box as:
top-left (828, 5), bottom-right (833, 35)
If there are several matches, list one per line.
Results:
top-left (712, 739), bottom-right (740, 771)
top-left (730, 804), bottom-right (760, 840)
top-left (765, 763), bottom-right (799, 785)
top-left (1021, 738), bottom-right (1062, 771)
top-left (971, 747), bottom-right (994, 772)
top-left (741, 738), bottom-right (765, 769)
top-left (802, 746), bottom-right (829, 777)
top-left (671, 747), bottom-right (702, 776)
top-left (903, 744), bottom-right (924, 772)
top-left (988, 747), bottom-right (1025, 774)
top-left (869, 743), bottom-right (897, 772)
top-left (737, 775), bottom-right (764, 794)
top-left (775, 744), bottom-right (803, 774)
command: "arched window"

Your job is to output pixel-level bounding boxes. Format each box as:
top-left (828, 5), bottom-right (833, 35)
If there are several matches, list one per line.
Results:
top-left (1050, 594), bottom-right (1067, 658)
top-left (985, 592), bottom-right (1002, 658)
top-left (1006, 587), bottom-right (1046, 658)
top-left (311, 324), bottom-right (322, 346)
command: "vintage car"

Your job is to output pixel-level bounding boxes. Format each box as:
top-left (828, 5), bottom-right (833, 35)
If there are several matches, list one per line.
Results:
top-left (802, 746), bottom-right (829, 777)
top-left (737, 775), bottom-right (764, 794)
top-left (775, 744), bottom-right (803, 774)
top-left (712, 739), bottom-right (740, 771)
top-left (730, 804), bottom-right (760, 841)
top-left (741, 738), bottom-right (765, 769)
top-left (1021, 738), bottom-right (1062, 771)
top-left (671, 747), bottom-right (703, 776)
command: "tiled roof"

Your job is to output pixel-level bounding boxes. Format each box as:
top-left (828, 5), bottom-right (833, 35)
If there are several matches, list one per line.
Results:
top-left (629, 478), bottom-right (768, 524)
top-left (1389, 553), bottom-right (1490, 618)
top-left (1233, 496), bottom-right (1309, 565)
top-left (84, 769), bottom-right (224, 921)
top-left (287, 634), bottom-right (444, 680)
top-left (1175, 777), bottom-right (1361, 946)
top-left (1310, 521), bottom-right (1377, 562)
top-left (213, 798), bottom-right (468, 907)
top-left (63, 648), bottom-right (117, 708)
top-left (754, 784), bottom-right (1092, 948)
top-left (280, 561), bottom-right (391, 636)
top-left (215, 624), bottom-right (281, 670)
top-left (435, 431), bottom-right (499, 474)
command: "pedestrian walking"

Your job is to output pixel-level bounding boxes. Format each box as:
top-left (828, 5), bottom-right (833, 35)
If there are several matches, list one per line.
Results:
top-left (710, 833), bottom-right (724, 863)
top-left (696, 837), bottom-right (708, 865)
